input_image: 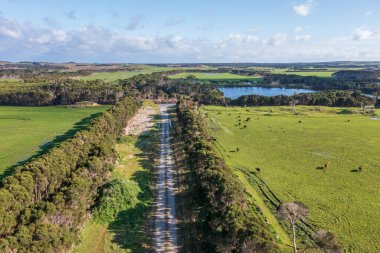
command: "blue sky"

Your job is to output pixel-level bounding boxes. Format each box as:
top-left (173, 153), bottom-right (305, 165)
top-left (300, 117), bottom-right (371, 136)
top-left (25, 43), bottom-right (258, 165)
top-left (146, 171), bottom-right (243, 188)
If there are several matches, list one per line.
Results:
top-left (0, 0), bottom-right (380, 62)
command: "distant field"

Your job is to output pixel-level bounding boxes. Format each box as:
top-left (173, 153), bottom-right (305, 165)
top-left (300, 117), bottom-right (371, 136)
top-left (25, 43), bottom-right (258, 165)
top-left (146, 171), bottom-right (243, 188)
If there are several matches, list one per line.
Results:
top-left (204, 105), bottom-right (380, 252)
top-left (170, 72), bottom-right (263, 81)
top-left (0, 78), bottom-right (22, 82)
top-left (81, 65), bottom-right (175, 82)
top-left (81, 65), bottom-right (216, 82)
top-left (0, 105), bottom-right (110, 178)
top-left (271, 69), bottom-right (335, 77)
top-left (249, 67), bottom-right (365, 77)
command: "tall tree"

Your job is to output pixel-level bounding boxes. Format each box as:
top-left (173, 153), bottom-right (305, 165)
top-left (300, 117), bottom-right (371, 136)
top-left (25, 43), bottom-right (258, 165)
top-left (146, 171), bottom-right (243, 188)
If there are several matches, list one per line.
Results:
top-left (277, 201), bottom-right (309, 253)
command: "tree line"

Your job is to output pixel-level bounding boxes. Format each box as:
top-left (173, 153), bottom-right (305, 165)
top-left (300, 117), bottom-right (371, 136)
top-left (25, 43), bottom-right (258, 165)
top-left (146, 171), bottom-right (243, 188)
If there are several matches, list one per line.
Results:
top-left (230, 90), bottom-right (376, 107)
top-left (174, 98), bottom-right (279, 253)
top-left (0, 96), bottom-right (141, 252)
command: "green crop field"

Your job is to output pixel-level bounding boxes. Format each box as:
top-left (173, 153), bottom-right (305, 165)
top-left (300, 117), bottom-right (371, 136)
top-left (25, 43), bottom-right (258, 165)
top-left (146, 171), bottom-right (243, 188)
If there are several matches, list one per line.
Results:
top-left (0, 105), bottom-right (110, 179)
top-left (170, 72), bottom-right (262, 81)
top-left (80, 65), bottom-right (216, 82)
top-left (80, 65), bottom-right (175, 82)
top-left (271, 69), bottom-right (335, 77)
top-left (203, 105), bottom-right (380, 252)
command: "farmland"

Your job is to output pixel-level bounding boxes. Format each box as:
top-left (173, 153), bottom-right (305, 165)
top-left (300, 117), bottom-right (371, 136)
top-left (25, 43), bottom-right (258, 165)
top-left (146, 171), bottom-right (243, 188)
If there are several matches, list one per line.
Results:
top-left (0, 105), bottom-right (110, 178)
top-left (80, 65), bottom-right (216, 82)
top-left (170, 72), bottom-right (263, 81)
top-left (203, 105), bottom-right (380, 252)
top-left (80, 65), bottom-right (175, 82)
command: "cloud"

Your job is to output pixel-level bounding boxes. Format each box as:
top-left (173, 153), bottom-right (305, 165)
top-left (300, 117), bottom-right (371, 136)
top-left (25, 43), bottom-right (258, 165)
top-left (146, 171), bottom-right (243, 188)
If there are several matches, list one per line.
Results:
top-left (165, 17), bottom-right (185, 27)
top-left (64, 10), bottom-right (77, 20)
top-left (294, 26), bottom-right (303, 33)
top-left (264, 33), bottom-right (288, 47)
top-left (0, 17), bottom-right (21, 38)
top-left (125, 15), bottom-right (144, 31)
top-left (222, 33), bottom-right (260, 44)
top-left (365, 10), bottom-right (373, 16)
top-left (353, 26), bottom-right (374, 41)
top-left (294, 34), bottom-right (311, 42)
top-left (1, 15), bottom-right (380, 63)
top-left (293, 0), bottom-right (316, 16)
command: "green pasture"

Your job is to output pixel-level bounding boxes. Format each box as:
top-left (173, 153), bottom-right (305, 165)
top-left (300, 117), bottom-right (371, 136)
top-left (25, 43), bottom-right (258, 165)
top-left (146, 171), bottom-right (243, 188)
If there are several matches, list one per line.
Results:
top-left (80, 65), bottom-right (216, 82)
top-left (203, 105), bottom-right (380, 253)
top-left (169, 72), bottom-right (263, 81)
top-left (0, 105), bottom-right (110, 179)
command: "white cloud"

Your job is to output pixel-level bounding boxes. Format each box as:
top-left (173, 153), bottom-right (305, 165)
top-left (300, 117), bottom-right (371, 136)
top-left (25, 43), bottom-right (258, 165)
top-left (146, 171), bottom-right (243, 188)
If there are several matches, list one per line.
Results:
top-left (293, 0), bottom-right (316, 17)
top-left (1, 15), bottom-right (380, 63)
top-left (294, 26), bottom-right (303, 33)
top-left (365, 10), bottom-right (373, 16)
top-left (223, 33), bottom-right (260, 44)
top-left (294, 34), bottom-right (311, 42)
top-left (264, 33), bottom-right (287, 47)
top-left (353, 26), bottom-right (374, 41)
top-left (0, 18), bottom-right (21, 38)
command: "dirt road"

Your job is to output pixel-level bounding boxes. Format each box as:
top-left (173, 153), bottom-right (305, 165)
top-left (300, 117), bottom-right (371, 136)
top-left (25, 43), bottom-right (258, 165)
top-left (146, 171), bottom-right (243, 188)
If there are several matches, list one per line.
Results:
top-left (153, 104), bottom-right (178, 253)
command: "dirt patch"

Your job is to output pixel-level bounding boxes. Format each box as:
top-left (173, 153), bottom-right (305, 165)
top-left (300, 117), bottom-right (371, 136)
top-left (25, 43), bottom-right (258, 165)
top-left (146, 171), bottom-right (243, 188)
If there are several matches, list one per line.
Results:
top-left (124, 106), bottom-right (158, 136)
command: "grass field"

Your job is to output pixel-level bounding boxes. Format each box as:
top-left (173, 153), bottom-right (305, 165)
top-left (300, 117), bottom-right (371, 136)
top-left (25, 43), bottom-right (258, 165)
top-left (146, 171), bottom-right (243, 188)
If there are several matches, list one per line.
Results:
top-left (249, 67), bottom-right (365, 77)
top-left (0, 105), bottom-right (110, 179)
top-left (271, 69), bottom-right (335, 77)
top-left (203, 105), bottom-right (380, 252)
top-left (0, 78), bottom-right (22, 82)
top-left (80, 65), bottom-right (216, 82)
top-left (81, 65), bottom-right (175, 82)
top-left (169, 72), bottom-right (263, 81)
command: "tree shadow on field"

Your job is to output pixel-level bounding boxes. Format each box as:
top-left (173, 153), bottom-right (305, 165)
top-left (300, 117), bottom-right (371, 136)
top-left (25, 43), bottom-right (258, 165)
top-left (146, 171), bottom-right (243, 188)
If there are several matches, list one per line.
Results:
top-left (108, 116), bottom-right (159, 252)
top-left (316, 166), bottom-right (324, 170)
top-left (0, 112), bottom-right (102, 182)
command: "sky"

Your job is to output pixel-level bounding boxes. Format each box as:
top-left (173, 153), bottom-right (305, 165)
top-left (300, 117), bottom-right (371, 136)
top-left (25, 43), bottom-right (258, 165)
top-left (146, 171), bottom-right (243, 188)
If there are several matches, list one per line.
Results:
top-left (0, 0), bottom-right (380, 63)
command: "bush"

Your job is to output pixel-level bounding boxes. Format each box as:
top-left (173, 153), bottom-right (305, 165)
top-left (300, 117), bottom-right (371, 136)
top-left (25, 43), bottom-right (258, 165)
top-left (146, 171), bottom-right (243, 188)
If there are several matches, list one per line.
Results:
top-left (94, 178), bottom-right (140, 223)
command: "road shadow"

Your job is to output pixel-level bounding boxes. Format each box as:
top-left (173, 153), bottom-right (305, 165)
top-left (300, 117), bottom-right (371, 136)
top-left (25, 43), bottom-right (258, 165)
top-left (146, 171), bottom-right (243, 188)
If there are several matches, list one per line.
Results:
top-left (0, 112), bottom-right (102, 182)
top-left (108, 115), bottom-right (159, 252)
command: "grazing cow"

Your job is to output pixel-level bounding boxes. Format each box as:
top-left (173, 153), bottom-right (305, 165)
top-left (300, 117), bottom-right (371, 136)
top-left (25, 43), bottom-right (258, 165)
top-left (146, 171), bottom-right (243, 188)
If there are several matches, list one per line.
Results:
top-left (243, 125), bottom-right (247, 128)
top-left (255, 167), bottom-right (261, 173)
top-left (236, 147), bottom-right (240, 152)
top-left (246, 109), bottom-right (250, 112)
top-left (324, 162), bottom-right (329, 169)
top-left (217, 112), bottom-right (221, 115)
top-left (299, 120), bottom-right (302, 123)
top-left (246, 118), bottom-right (251, 122)
top-left (358, 166), bottom-right (362, 172)
top-left (238, 122), bottom-right (241, 126)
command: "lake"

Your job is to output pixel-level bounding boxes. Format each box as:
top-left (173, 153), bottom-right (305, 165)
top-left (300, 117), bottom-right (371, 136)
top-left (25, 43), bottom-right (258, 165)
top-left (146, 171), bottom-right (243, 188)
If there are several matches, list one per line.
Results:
top-left (219, 86), bottom-right (315, 99)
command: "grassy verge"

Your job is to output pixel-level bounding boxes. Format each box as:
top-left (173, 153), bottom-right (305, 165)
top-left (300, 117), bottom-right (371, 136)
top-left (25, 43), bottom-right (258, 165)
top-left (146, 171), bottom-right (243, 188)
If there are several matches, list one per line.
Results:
top-left (74, 109), bottom-right (159, 253)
